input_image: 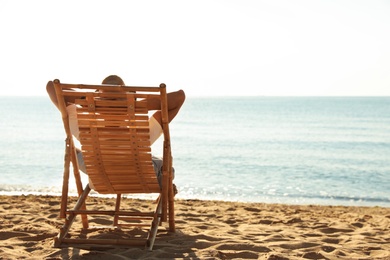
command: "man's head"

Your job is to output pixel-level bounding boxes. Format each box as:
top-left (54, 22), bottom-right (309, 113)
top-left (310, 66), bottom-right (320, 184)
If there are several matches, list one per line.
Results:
top-left (102, 75), bottom-right (125, 85)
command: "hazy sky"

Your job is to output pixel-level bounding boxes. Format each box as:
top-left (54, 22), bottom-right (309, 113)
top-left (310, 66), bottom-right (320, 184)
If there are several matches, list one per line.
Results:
top-left (1, 0), bottom-right (389, 96)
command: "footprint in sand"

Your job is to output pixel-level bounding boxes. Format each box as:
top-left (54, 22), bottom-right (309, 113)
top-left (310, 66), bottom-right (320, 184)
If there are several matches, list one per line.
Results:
top-left (318, 227), bottom-right (354, 234)
top-left (279, 242), bottom-right (319, 250)
top-left (322, 237), bottom-right (341, 244)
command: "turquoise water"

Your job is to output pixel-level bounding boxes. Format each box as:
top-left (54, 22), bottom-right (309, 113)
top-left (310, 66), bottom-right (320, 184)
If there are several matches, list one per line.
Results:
top-left (1, 96), bottom-right (389, 207)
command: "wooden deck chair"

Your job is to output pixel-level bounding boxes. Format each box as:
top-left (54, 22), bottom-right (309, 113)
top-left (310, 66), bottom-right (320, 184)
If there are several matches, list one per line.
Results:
top-left (52, 79), bottom-right (175, 250)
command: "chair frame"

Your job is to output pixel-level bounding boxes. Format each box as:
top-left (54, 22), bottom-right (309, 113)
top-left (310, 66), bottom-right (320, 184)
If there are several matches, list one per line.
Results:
top-left (52, 79), bottom-right (175, 250)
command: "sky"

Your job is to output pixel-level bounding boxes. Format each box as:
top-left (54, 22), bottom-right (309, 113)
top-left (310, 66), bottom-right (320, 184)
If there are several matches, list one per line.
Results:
top-left (0, 0), bottom-right (389, 97)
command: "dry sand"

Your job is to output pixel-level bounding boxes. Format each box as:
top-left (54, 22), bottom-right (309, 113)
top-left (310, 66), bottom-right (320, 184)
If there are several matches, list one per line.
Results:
top-left (0, 195), bottom-right (389, 259)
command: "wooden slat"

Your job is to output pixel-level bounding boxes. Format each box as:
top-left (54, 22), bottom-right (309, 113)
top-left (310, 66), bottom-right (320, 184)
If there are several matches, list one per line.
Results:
top-left (61, 238), bottom-right (147, 247)
top-left (67, 210), bottom-right (155, 216)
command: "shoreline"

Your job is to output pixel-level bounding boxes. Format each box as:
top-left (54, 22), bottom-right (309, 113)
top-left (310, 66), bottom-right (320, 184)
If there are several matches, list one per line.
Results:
top-left (1, 194), bottom-right (389, 259)
top-left (1, 191), bottom-right (388, 208)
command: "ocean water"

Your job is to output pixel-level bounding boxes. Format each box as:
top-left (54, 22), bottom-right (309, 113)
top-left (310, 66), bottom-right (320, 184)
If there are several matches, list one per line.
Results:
top-left (0, 96), bottom-right (389, 207)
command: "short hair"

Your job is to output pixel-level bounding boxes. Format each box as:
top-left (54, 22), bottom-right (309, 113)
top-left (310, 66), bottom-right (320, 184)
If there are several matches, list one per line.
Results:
top-left (102, 75), bottom-right (125, 85)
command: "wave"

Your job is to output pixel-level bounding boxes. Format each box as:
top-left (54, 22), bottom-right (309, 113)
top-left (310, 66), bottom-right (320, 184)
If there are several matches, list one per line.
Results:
top-left (1, 184), bottom-right (389, 207)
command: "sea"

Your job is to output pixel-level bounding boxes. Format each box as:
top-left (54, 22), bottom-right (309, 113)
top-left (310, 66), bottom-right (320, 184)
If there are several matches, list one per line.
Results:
top-left (1, 96), bottom-right (389, 207)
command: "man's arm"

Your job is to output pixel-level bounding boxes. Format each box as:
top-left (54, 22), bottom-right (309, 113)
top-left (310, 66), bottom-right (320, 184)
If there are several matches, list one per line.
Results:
top-left (146, 89), bottom-right (186, 126)
top-left (46, 81), bottom-right (81, 109)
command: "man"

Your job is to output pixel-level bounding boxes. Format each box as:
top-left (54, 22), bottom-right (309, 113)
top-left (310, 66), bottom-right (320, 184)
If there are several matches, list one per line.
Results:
top-left (46, 75), bottom-right (185, 188)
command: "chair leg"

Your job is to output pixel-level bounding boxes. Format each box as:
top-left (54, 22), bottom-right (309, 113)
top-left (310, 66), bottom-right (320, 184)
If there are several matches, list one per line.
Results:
top-left (168, 183), bottom-right (176, 232)
top-left (69, 141), bottom-right (88, 228)
top-left (60, 138), bottom-right (71, 219)
top-left (54, 184), bottom-right (91, 247)
top-left (146, 195), bottom-right (162, 251)
top-left (113, 194), bottom-right (121, 226)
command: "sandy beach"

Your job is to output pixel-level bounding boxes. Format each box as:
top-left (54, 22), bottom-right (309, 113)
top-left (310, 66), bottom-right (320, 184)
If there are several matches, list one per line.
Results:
top-left (0, 195), bottom-right (389, 259)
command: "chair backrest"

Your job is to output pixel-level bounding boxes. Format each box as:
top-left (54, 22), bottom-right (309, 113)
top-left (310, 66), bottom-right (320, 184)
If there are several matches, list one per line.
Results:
top-left (54, 80), bottom-right (169, 194)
